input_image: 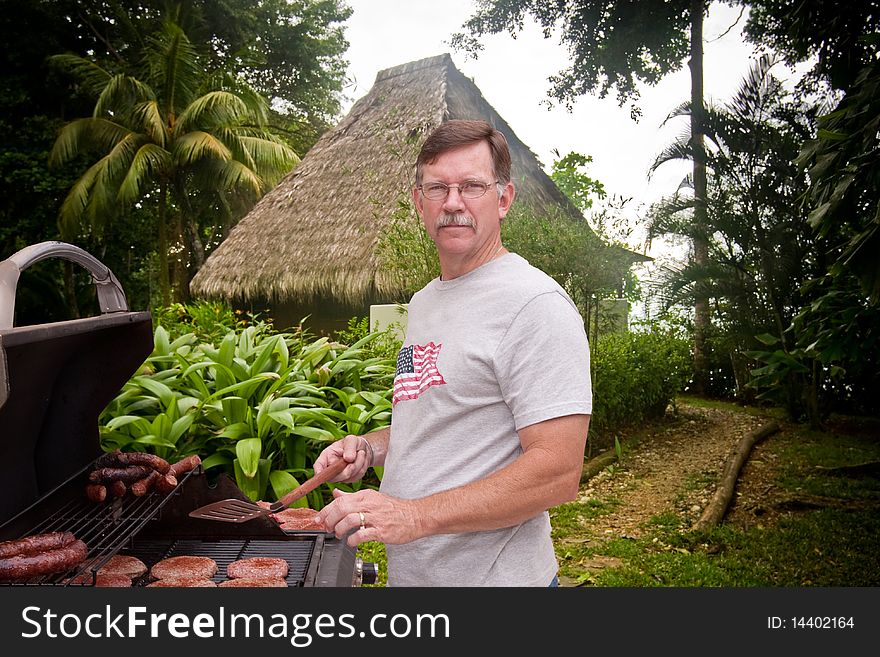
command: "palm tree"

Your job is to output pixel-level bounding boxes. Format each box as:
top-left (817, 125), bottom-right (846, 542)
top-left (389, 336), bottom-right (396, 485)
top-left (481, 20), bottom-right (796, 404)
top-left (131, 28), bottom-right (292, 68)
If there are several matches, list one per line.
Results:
top-left (50, 21), bottom-right (298, 305)
top-left (647, 55), bottom-right (815, 397)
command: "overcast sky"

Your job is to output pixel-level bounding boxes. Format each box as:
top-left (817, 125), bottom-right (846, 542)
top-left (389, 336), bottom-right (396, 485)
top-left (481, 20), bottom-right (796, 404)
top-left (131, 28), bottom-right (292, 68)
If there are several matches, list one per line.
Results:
top-left (338, 1), bottom-right (801, 257)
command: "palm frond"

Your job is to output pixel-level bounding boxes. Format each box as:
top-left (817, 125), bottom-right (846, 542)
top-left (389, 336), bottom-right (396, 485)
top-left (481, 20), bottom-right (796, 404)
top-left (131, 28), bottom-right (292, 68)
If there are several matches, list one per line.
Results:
top-left (174, 131), bottom-right (233, 165)
top-left (175, 91), bottom-right (249, 135)
top-left (48, 54), bottom-right (113, 99)
top-left (660, 100), bottom-right (692, 127)
top-left (49, 118), bottom-right (132, 166)
top-left (214, 159), bottom-right (263, 196)
top-left (649, 135), bottom-right (691, 174)
top-left (203, 70), bottom-right (270, 126)
top-left (95, 74), bottom-right (155, 120)
top-left (236, 134), bottom-right (299, 177)
top-left (133, 100), bottom-right (167, 147)
top-left (143, 21), bottom-right (201, 113)
top-left (117, 143), bottom-right (171, 205)
top-left (58, 164), bottom-right (101, 238)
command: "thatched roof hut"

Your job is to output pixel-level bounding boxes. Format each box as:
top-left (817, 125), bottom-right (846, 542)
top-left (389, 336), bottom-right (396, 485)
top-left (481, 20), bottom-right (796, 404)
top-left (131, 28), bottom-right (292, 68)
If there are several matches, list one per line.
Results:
top-left (190, 53), bottom-right (602, 314)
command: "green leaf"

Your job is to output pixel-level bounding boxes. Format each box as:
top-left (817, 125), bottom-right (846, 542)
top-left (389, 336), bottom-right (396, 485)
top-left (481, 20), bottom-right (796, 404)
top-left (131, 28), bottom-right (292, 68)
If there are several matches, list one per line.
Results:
top-left (133, 435), bottom-right (177, 449)
top-left (105, 415), bottom-right (152, 435)
top-left (290, 425), bottom-right (339, 442)
top-left (268, 470), bottom-right (308, 508)
top-left (153, 325), bottom-right (171, 356)
top-left (201, 452), bottom-right (233, 470)
top-left (221, 396), bottom-right (249, 424)
top-left (218, 422), bottom-right (253, 439)
top-left (169, 414), bottom-right (196, 443)
top-left (132, 376), bottom-right (175, 407)
top-left (235, 437), bottom-right (262, 477)
top-left (233, 458), bottom-right (271, 501)
top-left (754, 333), bottom-right (780, 346)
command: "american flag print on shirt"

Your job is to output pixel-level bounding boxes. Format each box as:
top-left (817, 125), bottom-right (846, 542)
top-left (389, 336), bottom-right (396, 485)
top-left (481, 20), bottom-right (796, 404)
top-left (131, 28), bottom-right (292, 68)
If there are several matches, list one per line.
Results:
top-left (393, 342), bottom-right (447, 405)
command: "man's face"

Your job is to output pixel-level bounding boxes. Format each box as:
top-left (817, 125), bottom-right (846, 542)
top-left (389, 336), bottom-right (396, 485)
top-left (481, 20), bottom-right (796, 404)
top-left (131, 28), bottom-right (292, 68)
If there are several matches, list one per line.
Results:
top-left (413, 141), bottom-right (514, 261)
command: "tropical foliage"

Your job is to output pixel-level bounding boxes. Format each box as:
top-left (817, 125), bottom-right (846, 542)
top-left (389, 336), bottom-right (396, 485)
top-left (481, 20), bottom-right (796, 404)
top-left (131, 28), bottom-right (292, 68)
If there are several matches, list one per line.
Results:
top-left (49, 21), bottom-right (298, 305)
top-left (99, 305), bottom-right (395, 507)
top-left (1, 0), bottom-right (349, 318)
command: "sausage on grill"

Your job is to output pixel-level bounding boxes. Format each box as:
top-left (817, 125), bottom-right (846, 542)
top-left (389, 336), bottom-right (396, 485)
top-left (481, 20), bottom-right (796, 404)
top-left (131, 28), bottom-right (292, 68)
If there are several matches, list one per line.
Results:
top-left (168, 455), bottom-right (201, 478)
top-left (85, 484), bottom-right (107, 503)
top-left (119, 452), bottom-right (171, 474)
top-left (88, 465), bottom-right (152, 485)
top-left (130, 470), bottom-right (161, 497)
top-left (0, 539), bottom-right (88, 581)
top-left (0, 531), bottom-right (77, 560)
top-left (154, 473), bottom-right (178, 494)
top-left (93, 450), bottom-right (124, 469)
top-left (109, 479), bottom-right (128, 498)
top-left (93, 450), bottom-right (170, 473)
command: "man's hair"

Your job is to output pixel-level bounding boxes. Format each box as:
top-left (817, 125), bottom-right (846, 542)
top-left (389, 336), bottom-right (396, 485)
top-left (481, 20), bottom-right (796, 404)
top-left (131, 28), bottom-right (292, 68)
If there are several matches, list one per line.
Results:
top-left (415, 119), bottom-right (511, 186)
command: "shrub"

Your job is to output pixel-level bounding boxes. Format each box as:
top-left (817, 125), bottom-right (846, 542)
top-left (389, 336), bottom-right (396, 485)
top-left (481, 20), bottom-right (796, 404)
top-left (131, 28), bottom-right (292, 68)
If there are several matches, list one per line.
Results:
top-left (589, 322), bottom-right (691, 449)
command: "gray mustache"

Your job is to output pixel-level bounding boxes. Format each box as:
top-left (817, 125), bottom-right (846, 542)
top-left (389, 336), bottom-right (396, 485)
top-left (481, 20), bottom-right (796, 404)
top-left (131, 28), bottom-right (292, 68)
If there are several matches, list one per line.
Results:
top-left (436, 213), bottom-right (474, 228)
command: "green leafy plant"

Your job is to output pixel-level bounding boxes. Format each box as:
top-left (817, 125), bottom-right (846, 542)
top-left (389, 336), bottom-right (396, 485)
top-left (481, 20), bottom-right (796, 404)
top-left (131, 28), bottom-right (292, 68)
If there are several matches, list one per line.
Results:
top-left (100, 309), bottom-right (395, 507)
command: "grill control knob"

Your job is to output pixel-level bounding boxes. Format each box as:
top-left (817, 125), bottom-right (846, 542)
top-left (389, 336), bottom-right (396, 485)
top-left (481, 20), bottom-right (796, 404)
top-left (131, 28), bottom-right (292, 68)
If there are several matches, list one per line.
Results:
top-left (354, 557), bottom-right (379, 586)
top-left (361, 561), bottom-right (379, 585)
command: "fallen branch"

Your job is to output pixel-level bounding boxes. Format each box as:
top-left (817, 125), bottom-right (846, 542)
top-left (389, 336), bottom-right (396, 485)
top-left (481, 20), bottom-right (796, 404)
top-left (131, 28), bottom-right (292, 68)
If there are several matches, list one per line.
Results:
top-left (691, 421), bottom-right (781, 532)
top-left (581, 448), bottom-right (618, 484)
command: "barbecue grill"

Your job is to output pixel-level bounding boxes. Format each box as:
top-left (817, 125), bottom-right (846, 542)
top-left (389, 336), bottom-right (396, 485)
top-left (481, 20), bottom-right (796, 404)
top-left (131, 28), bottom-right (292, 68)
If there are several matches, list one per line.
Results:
top-left (0, 242), bottom-right (376, 587)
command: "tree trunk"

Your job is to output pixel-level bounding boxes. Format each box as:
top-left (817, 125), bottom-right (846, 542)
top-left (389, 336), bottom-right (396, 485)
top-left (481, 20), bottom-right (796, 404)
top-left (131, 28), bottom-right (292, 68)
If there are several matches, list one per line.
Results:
top-left (691, 421), bottom-right (780, 531)
top-left (157, 182), bottom-right (171, 306)
top-left (689, 0), bottom-right (710, 395)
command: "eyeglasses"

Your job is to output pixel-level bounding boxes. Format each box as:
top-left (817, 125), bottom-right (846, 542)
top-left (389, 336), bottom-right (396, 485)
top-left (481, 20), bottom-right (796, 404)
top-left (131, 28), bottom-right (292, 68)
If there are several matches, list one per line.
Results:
top-left (417, 180), bottom-right (500, 200)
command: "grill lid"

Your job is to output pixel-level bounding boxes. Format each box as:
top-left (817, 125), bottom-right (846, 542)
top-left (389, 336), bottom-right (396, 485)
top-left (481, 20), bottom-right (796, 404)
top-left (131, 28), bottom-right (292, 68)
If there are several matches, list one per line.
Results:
top-left (0, 242), bottom-right (152, 524)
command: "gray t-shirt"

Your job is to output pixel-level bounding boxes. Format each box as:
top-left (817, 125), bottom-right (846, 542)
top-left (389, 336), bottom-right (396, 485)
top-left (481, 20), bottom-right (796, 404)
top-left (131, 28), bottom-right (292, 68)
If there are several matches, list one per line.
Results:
top-left (380, 253), bottom-right (592, 586)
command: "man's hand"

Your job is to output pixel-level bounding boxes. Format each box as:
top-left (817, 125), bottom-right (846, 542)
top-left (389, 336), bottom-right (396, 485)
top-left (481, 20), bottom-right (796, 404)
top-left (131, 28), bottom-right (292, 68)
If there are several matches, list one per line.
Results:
top-left (316, 488), bottom-right (425, 548)
top-left (313, 434), bottom-right (370, 483)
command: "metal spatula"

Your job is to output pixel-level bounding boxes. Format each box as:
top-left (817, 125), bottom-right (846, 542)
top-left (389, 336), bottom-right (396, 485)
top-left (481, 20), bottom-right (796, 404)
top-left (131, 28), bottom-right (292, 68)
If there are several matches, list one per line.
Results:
top-left (188, 459), bottom-right (348, 523)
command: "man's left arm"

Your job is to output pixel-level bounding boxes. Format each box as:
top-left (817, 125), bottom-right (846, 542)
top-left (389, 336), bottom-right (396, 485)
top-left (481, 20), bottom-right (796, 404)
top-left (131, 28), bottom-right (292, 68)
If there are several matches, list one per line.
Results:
top-left (413, 413), bottom-right (590, 535)
top-left (318, 413), bottom-right (589, 544)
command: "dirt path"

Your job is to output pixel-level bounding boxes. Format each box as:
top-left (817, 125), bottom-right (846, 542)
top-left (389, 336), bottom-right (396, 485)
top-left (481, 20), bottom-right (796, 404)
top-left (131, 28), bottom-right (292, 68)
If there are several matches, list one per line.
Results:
top-left (575, 402), bottom-right (777, 540)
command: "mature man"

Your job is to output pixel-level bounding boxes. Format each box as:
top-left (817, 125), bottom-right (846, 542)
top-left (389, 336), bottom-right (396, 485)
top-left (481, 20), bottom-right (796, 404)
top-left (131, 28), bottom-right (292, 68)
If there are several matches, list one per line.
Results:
top-left (315, 119), bottom-right (592, 586)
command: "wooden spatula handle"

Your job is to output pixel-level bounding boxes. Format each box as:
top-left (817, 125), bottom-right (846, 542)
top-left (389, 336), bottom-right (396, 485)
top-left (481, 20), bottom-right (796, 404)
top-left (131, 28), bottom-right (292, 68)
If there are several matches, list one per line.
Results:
top-left (277, 458), bottom-right (348, 508)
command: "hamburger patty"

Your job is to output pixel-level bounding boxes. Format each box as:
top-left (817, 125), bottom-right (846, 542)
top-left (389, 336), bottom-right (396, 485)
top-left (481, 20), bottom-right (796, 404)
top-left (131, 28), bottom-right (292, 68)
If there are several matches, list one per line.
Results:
top-left (68, 571), bottom-right (133, 587)
top-left (98, 554), bottom-right (147, 579)
top-left (218, 577), bottom-right (288, 588)
top-left (226, 557), bottom-right (289, 580)
top-left (146, 577), bottom-right (217, 587)
top-left (149, 555), bottom-right (218, 580)
top-left (271, 508), bottom-right (326, 531)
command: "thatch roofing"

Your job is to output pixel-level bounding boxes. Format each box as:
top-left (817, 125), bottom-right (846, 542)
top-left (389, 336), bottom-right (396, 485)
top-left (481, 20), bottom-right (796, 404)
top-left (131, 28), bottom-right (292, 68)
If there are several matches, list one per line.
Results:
top-left (191, 53), bottom-right (634, 305)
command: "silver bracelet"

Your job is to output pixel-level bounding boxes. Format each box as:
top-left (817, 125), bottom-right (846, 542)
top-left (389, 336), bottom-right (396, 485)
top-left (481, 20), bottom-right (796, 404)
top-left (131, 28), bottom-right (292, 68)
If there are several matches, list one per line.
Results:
top-left (358, 436), bottom-right (374, 467)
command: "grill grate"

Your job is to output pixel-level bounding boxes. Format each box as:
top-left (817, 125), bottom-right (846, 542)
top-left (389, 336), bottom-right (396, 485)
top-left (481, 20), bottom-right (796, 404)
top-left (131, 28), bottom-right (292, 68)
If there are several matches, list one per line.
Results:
top-left (1, 466), bottom-right (199, 586)
top-left (121, 537), bottom-right (320, 587)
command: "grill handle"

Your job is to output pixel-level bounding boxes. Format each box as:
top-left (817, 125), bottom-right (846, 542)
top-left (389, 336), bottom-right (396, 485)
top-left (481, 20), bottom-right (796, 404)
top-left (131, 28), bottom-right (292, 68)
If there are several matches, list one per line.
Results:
top-left (0, 241), bottom-right (129, 329)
